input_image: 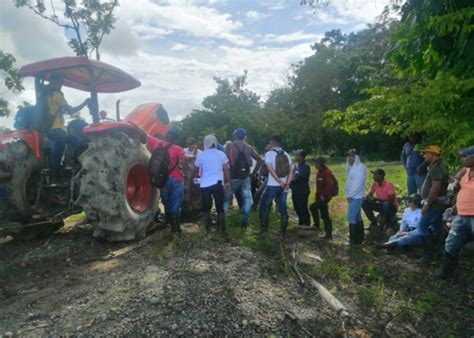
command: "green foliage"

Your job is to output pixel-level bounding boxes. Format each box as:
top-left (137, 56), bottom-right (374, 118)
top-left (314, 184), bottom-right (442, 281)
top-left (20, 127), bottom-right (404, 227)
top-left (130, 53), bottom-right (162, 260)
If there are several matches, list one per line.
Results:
top-left (357, 281), bottom-right (385, 313)
top-left (325, 1), bottom-right (474, 165)
top-left (14, 0), bottom-right (119, 60)
top-left (0, 51), bottom-right (24, 117)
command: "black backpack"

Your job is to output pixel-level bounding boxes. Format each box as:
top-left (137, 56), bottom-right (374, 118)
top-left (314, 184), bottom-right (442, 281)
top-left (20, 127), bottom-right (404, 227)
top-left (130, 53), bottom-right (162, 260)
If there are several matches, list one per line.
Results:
top-left (231, 143), bottom-right (250, 179)
top-left (149, 143), bottom-right (174, 188)
top-left (273, 149), bottom-right (290, 178)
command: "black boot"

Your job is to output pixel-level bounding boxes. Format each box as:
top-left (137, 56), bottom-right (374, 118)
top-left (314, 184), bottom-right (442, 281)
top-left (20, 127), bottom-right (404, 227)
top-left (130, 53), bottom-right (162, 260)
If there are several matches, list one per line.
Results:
top-left (280, 216), bottom-right (289, 236)
top-left (432, 254), bottom-right (458, 279)
top-left (170, 214), bottom-right (180, 233)
top-left (349, 224), bottom-right (357, 245)
top-left (217, 212), bottom-right (226, 235)
top-left (323, 219), bottom-right (332, 240)
top-left (356, 221), bottom-right (365, 245)
top-left (417, 235), bottom-right (436, 265)
top-left (203, 212), bottom-right (211, 233)
top-left (259, 212), bottom-right (269, 235)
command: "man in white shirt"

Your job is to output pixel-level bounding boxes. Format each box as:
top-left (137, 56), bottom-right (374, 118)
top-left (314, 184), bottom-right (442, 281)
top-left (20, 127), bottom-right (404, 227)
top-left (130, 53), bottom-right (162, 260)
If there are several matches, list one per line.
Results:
top-left (345, 149), bottom-right (367, 245)
top-left (195, 134), bottom-right (230, 234)
top-left (259, 135), bottom-right (293, 235)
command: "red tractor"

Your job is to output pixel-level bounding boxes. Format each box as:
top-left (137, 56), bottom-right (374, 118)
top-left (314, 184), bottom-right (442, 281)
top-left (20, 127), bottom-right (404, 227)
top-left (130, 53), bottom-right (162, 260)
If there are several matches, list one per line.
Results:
top-left (0, 57), bottom-right (170, 241)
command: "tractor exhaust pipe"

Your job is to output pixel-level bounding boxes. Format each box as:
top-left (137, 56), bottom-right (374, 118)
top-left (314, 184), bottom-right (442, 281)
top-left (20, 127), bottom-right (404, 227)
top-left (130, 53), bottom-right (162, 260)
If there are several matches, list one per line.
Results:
top-left (116, 100), bottom-right (121, 121)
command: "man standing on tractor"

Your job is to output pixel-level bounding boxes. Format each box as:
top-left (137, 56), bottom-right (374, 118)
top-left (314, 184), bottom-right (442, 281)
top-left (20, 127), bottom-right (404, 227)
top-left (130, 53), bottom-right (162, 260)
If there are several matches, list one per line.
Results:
top-left (46, 73), bottom-right (90, 184)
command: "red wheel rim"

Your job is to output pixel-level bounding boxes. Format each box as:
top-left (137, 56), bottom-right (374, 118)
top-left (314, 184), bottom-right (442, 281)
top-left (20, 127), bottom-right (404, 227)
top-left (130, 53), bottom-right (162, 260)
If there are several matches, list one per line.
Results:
top-left (126, 164), bottom-right (152, 212)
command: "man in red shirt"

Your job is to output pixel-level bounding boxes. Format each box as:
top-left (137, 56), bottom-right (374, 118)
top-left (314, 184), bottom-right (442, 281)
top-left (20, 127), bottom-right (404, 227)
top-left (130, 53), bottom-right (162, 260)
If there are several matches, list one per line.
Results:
top-left (147, 129), bottom-right (185, 233)
top-left (362, 168), bottom-right (398, 231)
top-left (309, 157), bottom-right (334, 239)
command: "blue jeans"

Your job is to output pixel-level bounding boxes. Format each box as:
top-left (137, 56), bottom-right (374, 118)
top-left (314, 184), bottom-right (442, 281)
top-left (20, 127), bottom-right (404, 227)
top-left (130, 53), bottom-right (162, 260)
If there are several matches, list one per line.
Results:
top-left (445, 215), bottom-right (474, 257)
top-left (259, 186), bottom-right (288, 220)
top-left (160, 177), bottom-right (184, 216)
top-left (418, 207), bottom-right (444, 237)
top-left (389, 229), bottom-right (424, 247)
top-left (47, 129), bottom-right (67, 168)
top-left (407, 174), bottom-right (425, 194)
top-left (347, 198), bottom-right (364, 224)
top-left (224, 177), bottom-right (252, 225)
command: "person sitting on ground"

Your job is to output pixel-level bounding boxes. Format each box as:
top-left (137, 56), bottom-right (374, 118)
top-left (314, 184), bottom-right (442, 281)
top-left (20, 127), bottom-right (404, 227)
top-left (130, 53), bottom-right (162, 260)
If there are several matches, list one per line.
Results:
top-left (433, 145), bottom-right (474, 279)
top-left (195, 135), bottom-right (230, 235)
top-left (184, 137), bottom-right (201, 158)
top-left (46, 73), bottom-right (90, 184)
top-left (223, 128), bottom-right (263, 228)
top-left (345, 149), bottom-right (366, 245)
top-left (377, 194), bottom-right (423, 249)
top-left (309, 157), bottom-right (334, 239)
top-left (259, 135), bottom-right (293, 236)
top-left (290, 149), bottom-right (311, 226)
top-left (362, 169), bottom-right (399, 232)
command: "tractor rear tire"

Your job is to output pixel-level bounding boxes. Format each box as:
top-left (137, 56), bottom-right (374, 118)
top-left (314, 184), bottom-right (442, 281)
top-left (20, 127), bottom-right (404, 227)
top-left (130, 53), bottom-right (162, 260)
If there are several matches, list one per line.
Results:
top-left (0, 141), bottom-right (41, 217)
top-left (76, 131), bottom-right (159, 242)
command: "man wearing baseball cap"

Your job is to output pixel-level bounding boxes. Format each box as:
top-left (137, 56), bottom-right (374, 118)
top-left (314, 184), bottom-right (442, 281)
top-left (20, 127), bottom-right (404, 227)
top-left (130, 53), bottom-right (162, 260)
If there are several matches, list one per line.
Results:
top-left (362, 168), bottom-right (399, 232)
top-left (433, 145), bottom-right (474, 278)
top-left (417, 144), bottom-right (450, 264)
top-left (223, 128), bottom-right (263, 227)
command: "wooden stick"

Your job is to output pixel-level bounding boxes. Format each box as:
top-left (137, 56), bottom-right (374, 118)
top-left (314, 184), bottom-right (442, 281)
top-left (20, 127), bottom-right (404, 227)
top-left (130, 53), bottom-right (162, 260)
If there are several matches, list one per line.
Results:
top-left (305, 273), bottom-right (350, 318)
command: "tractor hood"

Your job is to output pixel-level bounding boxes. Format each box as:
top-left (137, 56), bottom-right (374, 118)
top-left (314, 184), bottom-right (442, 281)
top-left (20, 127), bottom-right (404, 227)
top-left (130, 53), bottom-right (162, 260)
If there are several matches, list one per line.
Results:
top-left (18, 57), bottom-right (141, 93)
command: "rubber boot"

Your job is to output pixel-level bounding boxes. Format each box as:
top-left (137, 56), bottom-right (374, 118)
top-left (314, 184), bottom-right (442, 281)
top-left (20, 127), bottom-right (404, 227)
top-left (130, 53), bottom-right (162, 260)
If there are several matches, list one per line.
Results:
top-left (170, 214), bottom-right (180, 233)
top-left (280, 216), bottom-right (289, 236)
top-left (432, 254), bottom-right (458, 279)
top-left (417, 235), bottom-right (436, 265)
top-left (259, 212), bottom-right (269, 235)
top-left (203, 212), bottom-right (212, 234)
top-left (323, 219), bottom-right (332, 240)
top-left (356, 221), bottom-right (365, 245)
top-left (349, 224), bottom-right (357, 245)
top-left (217, 212), bottom-right (226, 235)
top-left (175, 214), bottom-right (182, 233)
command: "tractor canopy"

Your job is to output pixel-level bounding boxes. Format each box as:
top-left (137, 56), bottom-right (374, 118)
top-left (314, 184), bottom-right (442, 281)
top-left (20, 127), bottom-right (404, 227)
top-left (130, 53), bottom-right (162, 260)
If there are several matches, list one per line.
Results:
top-left (18, 57), bottom-right (141, 93)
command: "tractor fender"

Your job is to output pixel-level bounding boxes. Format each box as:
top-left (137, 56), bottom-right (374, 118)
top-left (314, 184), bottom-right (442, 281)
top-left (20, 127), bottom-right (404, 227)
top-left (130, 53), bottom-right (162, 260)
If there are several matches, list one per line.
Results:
top-left (0, 130), bottom-right (41, 160)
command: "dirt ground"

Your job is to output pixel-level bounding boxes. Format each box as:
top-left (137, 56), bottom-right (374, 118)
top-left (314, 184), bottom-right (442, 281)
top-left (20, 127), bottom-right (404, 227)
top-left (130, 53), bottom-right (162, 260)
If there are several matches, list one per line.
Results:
top-left (0, 215), bottom-right (473, 337)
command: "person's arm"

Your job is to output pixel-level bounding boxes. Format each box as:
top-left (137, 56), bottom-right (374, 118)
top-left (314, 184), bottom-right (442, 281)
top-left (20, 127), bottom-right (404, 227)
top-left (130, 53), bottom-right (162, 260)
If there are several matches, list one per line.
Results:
top-left (422, 180), bottom-right (441, 215)
top-left (223, 163), bottom-right (230, 191)
top-left (321, 170), bottom-right (333, 201)
top-left (401, 145), bottom-right (407, 168)
top-left (250, 147), bottom-right (263, 175)
top-left (267, 163), bottom-right (283, 186)
top-left (387, 183), bottom-right (396, 204)
top-left (64, 98), bottom-right (90, 115)
top-left (367, 183), bottom-right (375, 199)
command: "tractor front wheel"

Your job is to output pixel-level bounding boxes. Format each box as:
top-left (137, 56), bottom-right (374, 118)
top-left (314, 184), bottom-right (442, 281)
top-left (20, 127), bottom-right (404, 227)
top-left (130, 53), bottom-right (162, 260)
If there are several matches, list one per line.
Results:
top-left (76, 132), bottom-right (159, 241)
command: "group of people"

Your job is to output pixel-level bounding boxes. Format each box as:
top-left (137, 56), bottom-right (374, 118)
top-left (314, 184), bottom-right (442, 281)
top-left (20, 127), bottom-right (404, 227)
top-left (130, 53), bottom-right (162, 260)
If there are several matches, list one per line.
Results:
top-left (149, 127), bottom-right (473, 281)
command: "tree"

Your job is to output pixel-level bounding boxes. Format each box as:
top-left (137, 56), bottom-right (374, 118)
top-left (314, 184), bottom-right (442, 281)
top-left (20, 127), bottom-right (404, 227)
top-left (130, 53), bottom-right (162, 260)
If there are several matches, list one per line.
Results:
top-left (324, 1), bottom-right (474, 163)
top-left (14, 0), bottom-right (119, 60)
top-left (0, 51), bottom-right (24, 117)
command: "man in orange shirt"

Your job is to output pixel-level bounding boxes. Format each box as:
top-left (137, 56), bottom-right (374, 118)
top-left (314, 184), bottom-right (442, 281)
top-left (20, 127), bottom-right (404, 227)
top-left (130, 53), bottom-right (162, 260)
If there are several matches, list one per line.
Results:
top-left (362, 169), bottom-right (399, 230)
top-left (434, 146), bottom-right (474, 279)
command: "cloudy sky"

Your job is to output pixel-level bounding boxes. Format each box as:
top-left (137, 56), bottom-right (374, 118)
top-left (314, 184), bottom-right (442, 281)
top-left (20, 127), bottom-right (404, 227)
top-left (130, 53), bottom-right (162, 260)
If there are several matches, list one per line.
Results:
top-left (0, 0), bottom-right (389, 128)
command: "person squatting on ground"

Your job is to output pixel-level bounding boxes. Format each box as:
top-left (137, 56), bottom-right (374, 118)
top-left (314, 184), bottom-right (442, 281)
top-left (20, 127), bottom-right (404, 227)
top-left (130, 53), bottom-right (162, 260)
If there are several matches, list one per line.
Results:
top-left (290, 149), bottom-right (311, 226)
top-left (417, 145), bottom-right (450, 264)
top-left (433, 145), bottom-right (474, 279)
top-left (46, 73), bottom-right (90, 184)
top-left (309, 157), bottom-right (334, 239)
top-left (377, 194), bottom-right (423, 249)
top-left (195, 135), bottom-right (230, 234)
top-left (147, 129), bottom-right (185, 233)
top-left (345, 149), bottom-right (367, 245)
top-left (401, 134), bottom-right (426, 194)
top-left (259, 135), bottom-right (293, 236)
top-left (223, 128), bottom-right (263, 227)
top-left (362, 169), bottom-right (399, 232)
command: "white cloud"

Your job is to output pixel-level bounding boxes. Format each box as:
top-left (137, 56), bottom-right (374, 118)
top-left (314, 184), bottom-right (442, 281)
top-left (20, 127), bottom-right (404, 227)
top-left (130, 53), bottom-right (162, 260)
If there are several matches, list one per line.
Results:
top-left (330, 0), bottom-right (390, 23)
top-left (170, 43), bottom-right (188, 51)
top-left (246, 10), bottom-right (268, 21)
top-left (264, 31), bottom-right (323, 44)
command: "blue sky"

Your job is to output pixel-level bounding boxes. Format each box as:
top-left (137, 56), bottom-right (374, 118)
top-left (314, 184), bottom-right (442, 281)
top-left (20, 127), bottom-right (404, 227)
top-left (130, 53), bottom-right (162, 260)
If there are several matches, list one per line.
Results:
top-left (0, 0), bottom-right (390, 127)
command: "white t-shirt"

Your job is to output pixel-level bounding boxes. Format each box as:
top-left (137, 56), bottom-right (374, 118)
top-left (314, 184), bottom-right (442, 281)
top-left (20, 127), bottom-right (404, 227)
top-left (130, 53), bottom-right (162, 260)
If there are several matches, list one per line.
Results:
top-left (195, 148), bottom-right (229, 188)
top-left (401, 207), bottom-right (422, 232)
top-left (264, 147), bottom-right (292, 187)
top-left (184, 147), bottom-right (201, 158)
